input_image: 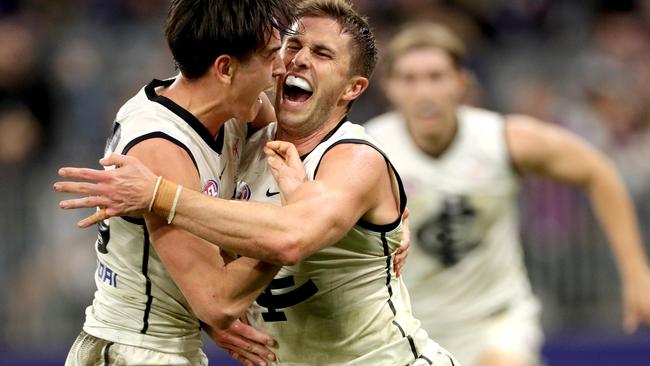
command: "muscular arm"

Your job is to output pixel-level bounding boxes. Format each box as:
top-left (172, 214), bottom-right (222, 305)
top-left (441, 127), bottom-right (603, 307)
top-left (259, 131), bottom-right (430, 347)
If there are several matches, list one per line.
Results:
top-left (128, 139), bottom-right (279, 330)
top-left (56, 143), bottom-right (402, 265)
top-left (158, 143), bottom-right (400, 265)
top-left (506, 115), bottom-right (650, 331)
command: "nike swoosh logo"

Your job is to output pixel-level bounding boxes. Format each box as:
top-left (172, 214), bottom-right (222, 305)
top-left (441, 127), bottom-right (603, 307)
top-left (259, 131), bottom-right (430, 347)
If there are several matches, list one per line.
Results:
top-left (266, 188), bottom-right (280, 197)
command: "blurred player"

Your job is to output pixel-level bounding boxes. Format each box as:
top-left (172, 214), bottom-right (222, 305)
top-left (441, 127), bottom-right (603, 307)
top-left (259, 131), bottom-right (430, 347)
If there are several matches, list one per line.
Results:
top-left (56, 1), bottom-right (457, 365)
top-left (363, 22), bottom-right (650, 366)
top-left (61, 1), bottom-right (297, 365)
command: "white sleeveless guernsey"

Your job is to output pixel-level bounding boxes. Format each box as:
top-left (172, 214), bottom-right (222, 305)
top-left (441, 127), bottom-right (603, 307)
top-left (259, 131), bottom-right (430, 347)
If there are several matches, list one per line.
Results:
top-left (364, 106), bottom-right (535, 334)
top-left (236, 121), bottom-right (438, 365)
top-left (83, 78), bottom-right (246, 353)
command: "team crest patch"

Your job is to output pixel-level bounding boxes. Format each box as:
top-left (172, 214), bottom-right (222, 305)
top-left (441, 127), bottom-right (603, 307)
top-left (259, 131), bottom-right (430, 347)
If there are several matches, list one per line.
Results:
top-left (235, 181), bottom-right (252, 201)
top-left (203, 179), bottom-right (220, 197)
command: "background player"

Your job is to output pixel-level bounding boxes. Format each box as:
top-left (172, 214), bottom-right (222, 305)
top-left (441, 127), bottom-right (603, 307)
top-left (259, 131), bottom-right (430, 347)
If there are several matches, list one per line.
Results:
top-left (62, 1), bottom-right (298, 365)
top-left (363, 22), bottom-right (650, 366)
top-left (55, 1), bottom-right (455, 365)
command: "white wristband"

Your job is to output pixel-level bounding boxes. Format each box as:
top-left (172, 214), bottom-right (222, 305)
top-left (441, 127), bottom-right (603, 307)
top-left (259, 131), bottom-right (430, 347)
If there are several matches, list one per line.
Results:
top-left (148, 176), bottom-right (163, 212)
top-left (166, 184), bottom-right (183, 224)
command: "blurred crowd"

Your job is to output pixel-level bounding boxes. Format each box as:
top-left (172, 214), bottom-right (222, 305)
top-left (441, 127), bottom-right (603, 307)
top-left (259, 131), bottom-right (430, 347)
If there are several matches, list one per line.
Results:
top-left (0, 0), bottom-right (649, 355)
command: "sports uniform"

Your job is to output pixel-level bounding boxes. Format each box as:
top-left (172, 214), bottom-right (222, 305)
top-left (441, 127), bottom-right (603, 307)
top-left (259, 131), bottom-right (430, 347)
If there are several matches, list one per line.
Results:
top-left (66, 78), bottom-right (247, 365)
top-left (365, 106), bottom-right (543, 365)
top-left (235, 120), bottom-right (456, 366)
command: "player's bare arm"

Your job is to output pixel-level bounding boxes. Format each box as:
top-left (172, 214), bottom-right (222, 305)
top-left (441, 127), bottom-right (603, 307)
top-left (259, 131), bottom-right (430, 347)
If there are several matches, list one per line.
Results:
top-left (57, 143), bottom-right (400, 266)
top-left (265, 140), bottom-right (410, 274)
top-left (125, 138), bottom-right (280, 330)
top-left (155, 142), bottom-right (398, 265)
top-left (506, 115), bottom-right (650, 333)
top-left (56, 141), bottom-right (411, 272)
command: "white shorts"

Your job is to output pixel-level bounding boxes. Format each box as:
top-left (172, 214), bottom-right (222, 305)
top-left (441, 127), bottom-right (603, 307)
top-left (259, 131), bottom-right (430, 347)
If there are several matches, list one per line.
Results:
top-left (65, 330), bottom-right (208, 366)
top-left (430, 297), bottom-right (543, 366)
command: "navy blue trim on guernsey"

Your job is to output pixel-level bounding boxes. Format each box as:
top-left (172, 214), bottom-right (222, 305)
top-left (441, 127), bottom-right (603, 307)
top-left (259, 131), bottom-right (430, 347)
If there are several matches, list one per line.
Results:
top-left (298, 115), bottom-right (348, 161)
top-left (313, 138), bottom-right (408, 232)
top-left (382, 232), bottom-right (396, 315)
top-left (103, 342), bottom-right (114, 365)
top-left (140, 226), bottom-right (153, 334)
top-left (417, 355), bottom-right (433, 365)
top-left (120, 132), bottom-right (197, 225)
top-left (384, 234), bottom-right (419, 361)
top-left (121, 132), bottom-right (198, 171)
top-left (120, 216), bottom-right (145, 226)
top-left (145, 78), bottom-right (225, 155)
top-left (391, 321), bottom-right (419, 361)
top-left (392, 320), bottom-right (405, 336)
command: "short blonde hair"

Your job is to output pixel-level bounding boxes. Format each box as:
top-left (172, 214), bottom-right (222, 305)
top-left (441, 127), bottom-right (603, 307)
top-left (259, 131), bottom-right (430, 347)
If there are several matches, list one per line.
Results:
top-left (383, 22), bottom-right (466, 76)
top-left (298, 0), bottom-right (377, 78)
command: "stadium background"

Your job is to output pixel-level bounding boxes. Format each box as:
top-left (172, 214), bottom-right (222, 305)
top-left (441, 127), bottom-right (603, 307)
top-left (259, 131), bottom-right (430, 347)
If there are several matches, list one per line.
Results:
top-left (0, 0), bottom-right (649, 364)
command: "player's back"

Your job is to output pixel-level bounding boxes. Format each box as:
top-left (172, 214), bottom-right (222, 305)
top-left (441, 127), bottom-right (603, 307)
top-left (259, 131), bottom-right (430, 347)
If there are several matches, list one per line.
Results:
top-left (83, 79), bottom-right (246, 353)
top-left (237, 122), bottom-right (437, 365)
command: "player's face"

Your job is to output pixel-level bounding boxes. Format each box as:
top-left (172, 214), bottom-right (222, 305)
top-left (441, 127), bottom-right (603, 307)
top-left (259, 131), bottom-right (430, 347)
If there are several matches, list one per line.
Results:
top-left (232, 29), bottom-right (284, 122)
top-left (275, 17), bottom-right (355, 131)
top-left (384, 48), bottom-right (466, 139)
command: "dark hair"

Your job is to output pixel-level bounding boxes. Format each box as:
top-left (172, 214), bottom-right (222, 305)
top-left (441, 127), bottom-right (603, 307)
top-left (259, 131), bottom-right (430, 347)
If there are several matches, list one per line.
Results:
top-left (298, 0), bottom-right (377, 79)
top-left (165, 0), bottom-right (298, 79)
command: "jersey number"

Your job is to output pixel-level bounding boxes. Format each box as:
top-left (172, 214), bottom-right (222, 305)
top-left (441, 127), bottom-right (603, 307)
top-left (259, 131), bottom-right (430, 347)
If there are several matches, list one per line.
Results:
top-left (416, 196), bottom-right (479, 266)
top-left (256, 276), bottom-right (318, 322)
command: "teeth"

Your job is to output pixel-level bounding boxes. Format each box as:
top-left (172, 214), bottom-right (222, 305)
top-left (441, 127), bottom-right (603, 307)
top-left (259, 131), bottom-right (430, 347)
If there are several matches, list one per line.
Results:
top-left (285, 75), bottom-right (312, 92)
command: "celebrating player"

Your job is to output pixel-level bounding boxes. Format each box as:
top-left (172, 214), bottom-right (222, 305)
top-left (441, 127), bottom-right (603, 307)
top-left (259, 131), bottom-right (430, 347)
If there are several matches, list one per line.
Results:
top-left (56, 1), bottom-right (456, 365)
top-left (61, 1), bottom-right (297, 365)
top-left (364, 22), bottom-right (650, 366)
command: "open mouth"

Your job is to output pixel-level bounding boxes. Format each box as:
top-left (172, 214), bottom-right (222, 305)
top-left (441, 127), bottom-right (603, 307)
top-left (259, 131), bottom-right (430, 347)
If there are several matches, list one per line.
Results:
top-left (283, 74), bottom-right (313, 104)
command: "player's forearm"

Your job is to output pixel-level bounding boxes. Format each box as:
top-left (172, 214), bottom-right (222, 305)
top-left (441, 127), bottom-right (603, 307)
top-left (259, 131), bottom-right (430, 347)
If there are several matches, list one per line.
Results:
top-left (215, 257), bottom-right (281, 327)
top-left (169, 187), bottom-right (339, 265)
top-left (587, 163), bottom-right (649, 278)
top-left (186, 256), bottom-right (280, 330)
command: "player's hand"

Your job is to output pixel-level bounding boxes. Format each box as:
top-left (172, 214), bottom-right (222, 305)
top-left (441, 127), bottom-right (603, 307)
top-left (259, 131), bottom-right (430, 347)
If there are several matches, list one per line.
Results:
top-left (264, 140), bottom-right (307, 203)
top-left (54, 153), bottom-right (157, 227)
top-left (394, 207), bottom-right (411, 277)
top-left (622, 266), bottom-right (650, 333)
top-left (204, 319), bottom-right (277, 366)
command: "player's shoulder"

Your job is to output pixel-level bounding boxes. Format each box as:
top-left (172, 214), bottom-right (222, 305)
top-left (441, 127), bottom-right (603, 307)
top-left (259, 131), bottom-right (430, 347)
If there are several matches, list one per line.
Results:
top-left (115, 93), bottom-right (167, 132)
top-left (363, 111), bottom-right (404, 137)
top-left (317, 140), bottom-right (388, 180)
top-left (458, 105), bottom-right (503, 126)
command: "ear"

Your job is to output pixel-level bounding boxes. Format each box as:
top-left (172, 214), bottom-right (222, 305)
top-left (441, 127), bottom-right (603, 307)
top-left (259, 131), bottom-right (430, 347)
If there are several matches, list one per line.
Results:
top-left (340, 76), bottom-right (369, 103)
top-left (213, 55), bottom-right (239, 84)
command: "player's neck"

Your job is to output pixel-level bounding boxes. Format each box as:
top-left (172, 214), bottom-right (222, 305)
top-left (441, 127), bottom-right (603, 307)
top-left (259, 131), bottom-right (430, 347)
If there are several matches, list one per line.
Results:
top-left (276, 111), bottom-right (346, 156)
top-left (408, 117), bottom-right (458, 158)
top-left (158, 74), bottom-right (231, 137)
